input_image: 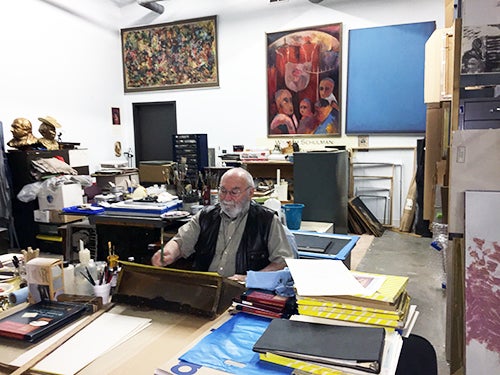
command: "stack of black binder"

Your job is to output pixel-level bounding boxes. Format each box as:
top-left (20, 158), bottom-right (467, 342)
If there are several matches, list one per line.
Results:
top-left (253, 319), bottom-right (386, 374)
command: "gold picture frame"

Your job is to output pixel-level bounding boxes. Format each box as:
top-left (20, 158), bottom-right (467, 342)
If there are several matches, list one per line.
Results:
top-left (121, 16), bottom-right (219, 92)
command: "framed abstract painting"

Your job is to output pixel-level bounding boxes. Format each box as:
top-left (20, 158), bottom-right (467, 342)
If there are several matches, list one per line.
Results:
top-left (266, 23), bottom-right (342, 137)
top-left (121, 16), bottom-right (219, 92)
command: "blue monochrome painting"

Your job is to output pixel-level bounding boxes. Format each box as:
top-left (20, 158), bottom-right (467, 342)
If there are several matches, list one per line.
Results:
top-left (346, 21), bottom-right (436, 134)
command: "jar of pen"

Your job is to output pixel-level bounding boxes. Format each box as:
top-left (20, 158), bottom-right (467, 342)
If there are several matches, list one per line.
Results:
top-left (73, 240), bottom-right (118, 305)
top-left (106, 241), bottom-right (120, 296)
top-left (74, 240), bottom-right (98, 296)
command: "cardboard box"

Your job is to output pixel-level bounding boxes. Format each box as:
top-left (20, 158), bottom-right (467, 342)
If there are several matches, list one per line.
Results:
top-left (26, 258), bottom-right (64, 303)
top-left (423, 103), bottom-right (446, 221)
top-left (139, 161), bottom-right (175, 183)
top-left (93, 172), bottom-right (139, 191)
top-left (34, 209), bottom-right (85, 224)
top-left (33, 209), bottom-right (50, 223)
top-left (38, 183), bottom-right (83, 211)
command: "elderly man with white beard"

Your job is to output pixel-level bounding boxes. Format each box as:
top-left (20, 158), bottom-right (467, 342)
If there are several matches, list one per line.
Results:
top-left (151, 168), bottom-right (294, 280)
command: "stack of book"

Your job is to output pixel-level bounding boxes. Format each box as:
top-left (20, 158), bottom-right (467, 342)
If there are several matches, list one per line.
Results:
top-left (230, 288), bottom-right (296, 319)
top-left (253, 318), bottom-right (404, 375)
top-left (296, 270), bottom-right (417, 333)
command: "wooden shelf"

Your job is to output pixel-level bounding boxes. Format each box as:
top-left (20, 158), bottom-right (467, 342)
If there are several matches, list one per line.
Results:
top-left (242, 161), bottom-right (293, 180)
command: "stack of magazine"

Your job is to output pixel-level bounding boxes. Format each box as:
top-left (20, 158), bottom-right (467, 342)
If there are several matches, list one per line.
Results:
top-left (230, 288), bottom-right (296, 319)
top-left (296, 270), bottom-right (418, 334)
top-left (253, 318), bottom-right (393, 374)
top-left (0, 301), bottom-right (87, 343)
top-left (285, 259), bottom-right (419, 336)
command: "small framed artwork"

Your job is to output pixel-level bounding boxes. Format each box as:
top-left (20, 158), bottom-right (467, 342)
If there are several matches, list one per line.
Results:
top-left (267, 23), bottom-right (342, 137)
top-left (112, 107), bottom-right (121, 125)
top-left (121, 16), bottom-right (219, 92)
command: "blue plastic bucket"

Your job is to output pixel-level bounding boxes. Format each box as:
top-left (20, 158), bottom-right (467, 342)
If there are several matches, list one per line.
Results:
top-left (282, 203), bottom-right (304, 230)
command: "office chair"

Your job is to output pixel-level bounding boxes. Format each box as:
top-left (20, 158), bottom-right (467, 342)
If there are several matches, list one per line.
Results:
top-left (396, 334), bottom-right (438, 375)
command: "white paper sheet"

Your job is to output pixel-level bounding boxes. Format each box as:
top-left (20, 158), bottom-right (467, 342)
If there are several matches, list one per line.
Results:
top-left (286, 259), bottom-right (367, 296)
top-left (11, 312), bottom-right (151, 375)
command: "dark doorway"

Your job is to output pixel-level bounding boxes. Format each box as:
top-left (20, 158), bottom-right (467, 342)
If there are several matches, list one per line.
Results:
top-left (133, 101), bottom-right (177, 166)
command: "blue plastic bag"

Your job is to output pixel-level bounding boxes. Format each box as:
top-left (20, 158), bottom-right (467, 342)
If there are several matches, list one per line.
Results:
top-left (180, 314), bottom-right (291, 375)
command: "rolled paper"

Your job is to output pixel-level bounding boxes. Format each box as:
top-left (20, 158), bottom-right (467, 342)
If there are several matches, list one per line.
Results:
top-left (8, 286), bottom-right (29, 305)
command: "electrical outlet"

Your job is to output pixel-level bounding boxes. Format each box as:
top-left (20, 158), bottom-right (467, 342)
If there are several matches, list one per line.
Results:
top-left (358, 135), bottom-right (369, 148)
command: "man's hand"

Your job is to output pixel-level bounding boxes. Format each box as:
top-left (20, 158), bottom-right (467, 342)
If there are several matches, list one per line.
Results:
top-left (151, 240), bottom-right (181, 267)
top-left (258, 261), bottom-right (287, 272)
top-left (228, 274), bottom-right (247, 283)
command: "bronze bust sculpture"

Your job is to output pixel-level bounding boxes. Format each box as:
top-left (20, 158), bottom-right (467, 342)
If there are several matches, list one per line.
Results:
top-left (7, 118), bottom-right (41, 149)
top-left (37, 116), bottom-right (61, 150)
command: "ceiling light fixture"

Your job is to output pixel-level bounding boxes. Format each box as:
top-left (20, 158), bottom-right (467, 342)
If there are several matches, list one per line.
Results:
top-left (137, 0), bottom-right (164, 14)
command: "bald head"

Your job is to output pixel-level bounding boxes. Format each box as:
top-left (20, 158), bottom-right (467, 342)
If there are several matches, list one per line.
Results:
top-left (220, 167), bottom-right (254, 187)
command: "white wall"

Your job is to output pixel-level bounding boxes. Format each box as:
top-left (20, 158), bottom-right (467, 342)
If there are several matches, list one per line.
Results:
top-left (0, 0), bottom-right (125, 170)
top-left (1, 0), bottom-right (444, 226)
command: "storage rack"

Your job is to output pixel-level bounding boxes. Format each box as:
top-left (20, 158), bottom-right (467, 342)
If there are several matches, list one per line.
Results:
top-left (172, 134), bottom-right (208, 185)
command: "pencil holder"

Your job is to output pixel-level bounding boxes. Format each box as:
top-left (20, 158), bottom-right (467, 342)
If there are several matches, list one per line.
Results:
top-left (93, 283), bottom-right (111, 305)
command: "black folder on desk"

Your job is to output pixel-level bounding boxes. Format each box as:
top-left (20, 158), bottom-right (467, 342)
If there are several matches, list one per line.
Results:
top-left (253, 319), bottom-right (385, 373)
top-left (0, 301), bottom-right (86, 343)
top-left (294, 233), bottom-right (353, 255)
top-left (294, 233), bottom-right (333, 253)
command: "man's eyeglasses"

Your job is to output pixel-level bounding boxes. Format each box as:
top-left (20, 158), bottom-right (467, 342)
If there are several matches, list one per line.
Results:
top-left (218, 186), bottom-right (252, 197)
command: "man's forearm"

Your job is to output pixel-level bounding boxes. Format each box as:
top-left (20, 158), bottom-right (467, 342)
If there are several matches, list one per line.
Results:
top-left (151, 240), bottom-right (181, 266)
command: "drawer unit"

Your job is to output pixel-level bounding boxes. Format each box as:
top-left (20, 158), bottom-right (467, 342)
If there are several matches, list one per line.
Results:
top-left (459, 98), bottom-right (500, 130)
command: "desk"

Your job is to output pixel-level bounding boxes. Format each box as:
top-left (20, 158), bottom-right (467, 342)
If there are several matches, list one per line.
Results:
top-left (88, 214), bottom-right (184, 264)
top-left (292, 231), bottom-right (359, 269)
top-left (0, 304), bottom-right (222, 375)
top-left (300, 221), bottom-right (334, 233)
top-left (0, 303), bottom-right (427, 375)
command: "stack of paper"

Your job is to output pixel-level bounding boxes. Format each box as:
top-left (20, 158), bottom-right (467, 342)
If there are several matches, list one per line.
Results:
top-left (105, 199), bottom-right (182, 217)
top-left (10, 312), bottom-right (151, 375)
top-left (286, 259), bottom-right (418, 334)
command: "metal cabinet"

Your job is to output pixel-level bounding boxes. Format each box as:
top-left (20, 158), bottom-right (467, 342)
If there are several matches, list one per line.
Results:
top-left (172, 134), bottom-right (208, 183)
top-left (459, 98), bottom-right (500, 130)
top-left (293, 150), bottom-right (349, 234)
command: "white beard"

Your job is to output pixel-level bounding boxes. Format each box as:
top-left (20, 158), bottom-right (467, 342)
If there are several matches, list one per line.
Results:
top-left (220, 200), bottom-right (249, 219)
